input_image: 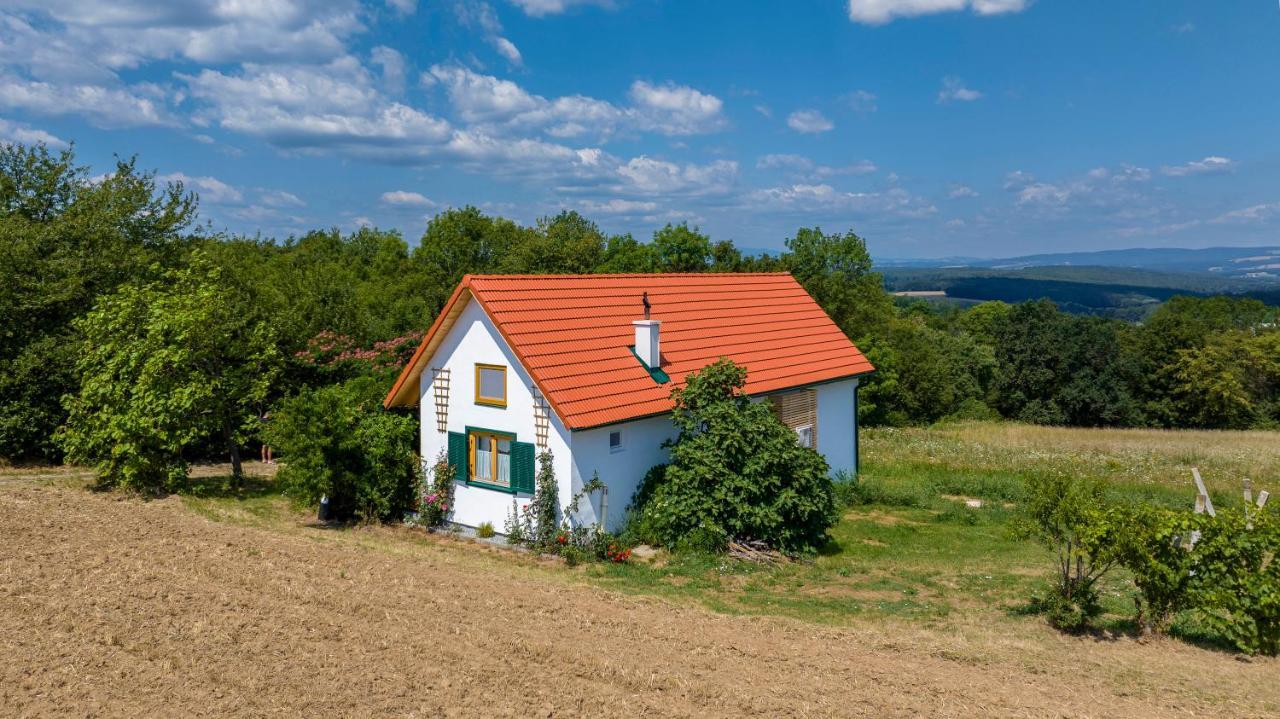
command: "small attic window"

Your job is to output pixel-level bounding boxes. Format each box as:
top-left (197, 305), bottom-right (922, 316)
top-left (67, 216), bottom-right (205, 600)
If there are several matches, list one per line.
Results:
top-left (475, 364), bottom-right (507, 408)
top-left (609, 430), bottom-right (624, 453)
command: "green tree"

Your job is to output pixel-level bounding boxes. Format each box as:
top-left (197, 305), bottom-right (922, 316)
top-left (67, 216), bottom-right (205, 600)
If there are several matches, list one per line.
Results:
top-left (264, 374), bottom-right (419, 522)
top-left (1170, 331), bottom-right (1280, 429)
top-left (59, 256), bottom-right (280, 491)
top-left (414, 206), bottom-right (528, 308)
top-left (783, 227), bottom-right (894, 340)
top-left (631, 358), bottom-right (837, 554)
top-left (0, 144), bottom-right (196, 460)
top-left (504, 210), bottom-right (606, 274)
top-left (651, 222), bottom-right (711, 272)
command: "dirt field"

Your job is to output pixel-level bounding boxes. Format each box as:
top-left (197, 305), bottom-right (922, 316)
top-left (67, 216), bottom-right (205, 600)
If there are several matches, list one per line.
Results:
top-left (3, 478), bottom-right (1277, 718)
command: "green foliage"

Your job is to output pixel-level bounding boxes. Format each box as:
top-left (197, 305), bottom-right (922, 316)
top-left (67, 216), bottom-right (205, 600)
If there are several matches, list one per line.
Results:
top-left (476, 521), bottom-right (496, 539)
top-left (0, 144), bottom-right (196, 460)
top-left (530, 450), bottom-right (560, 549)
top-left (651, 222), bottom-right (711, 272)
top-left (1189, 505), bottom-right (1280, 655)
top-left (419, 450), bottom-right (456, 528)
top-left (264, 375), bottom-right (418, 522)
top-left (1108, 504), bottom-right (1198, 634)
top-left (784, 226), bottom-right (893, 340)
top-left (1012, 473), bottom-right (1119, 632)
top-left (58, 256), bottom-right (279, 492)
top-left (630, 358), bottom-right (837, 555)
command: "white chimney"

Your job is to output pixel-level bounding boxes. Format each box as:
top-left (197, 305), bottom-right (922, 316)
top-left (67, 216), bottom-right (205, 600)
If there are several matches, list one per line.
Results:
top-left (633, 319), bottom-right (660, 369)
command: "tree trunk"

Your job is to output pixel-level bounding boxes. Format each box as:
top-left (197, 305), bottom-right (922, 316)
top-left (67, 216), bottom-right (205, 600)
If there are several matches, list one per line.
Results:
top-left (223, 414), bottom-right (243, 490)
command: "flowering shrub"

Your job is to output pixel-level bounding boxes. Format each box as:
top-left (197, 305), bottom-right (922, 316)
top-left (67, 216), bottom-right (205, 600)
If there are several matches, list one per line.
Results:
top-left (418, 451), bottom-right (455, 528)
top-left (293, 330), bottom-right (423, 373)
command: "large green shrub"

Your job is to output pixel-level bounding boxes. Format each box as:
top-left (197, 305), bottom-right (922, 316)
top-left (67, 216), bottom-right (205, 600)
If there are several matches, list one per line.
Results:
top-left (1109, 504), bottom-right (1198, 635)
top-left (264, 375), bottom-right (419, 522)
top-left (630, 358), bottom-right (837, 555)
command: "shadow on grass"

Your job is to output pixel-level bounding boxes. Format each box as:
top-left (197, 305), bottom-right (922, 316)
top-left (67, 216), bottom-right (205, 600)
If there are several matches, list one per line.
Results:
top-left (183, 474), bottom-right (277, 500)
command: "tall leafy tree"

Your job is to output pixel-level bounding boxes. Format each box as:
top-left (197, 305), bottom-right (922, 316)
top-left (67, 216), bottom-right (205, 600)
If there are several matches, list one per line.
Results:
top-left (59, 256), bottom-right (280, 491)
top-left (651, 222), bottom-right (712, 272)
top-left (783, 227), bottom-right (894, 340)
top-left (0, 144), bottom-right (196, 460)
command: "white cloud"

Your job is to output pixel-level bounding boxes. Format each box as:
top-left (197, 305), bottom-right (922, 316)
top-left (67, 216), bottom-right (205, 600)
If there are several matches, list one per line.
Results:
top-left (0, 74), bottom-right (176, 127)
top-left (370, 46), bottom-right (407, 93)
top-left (1173, 22), bottom-right (1195, 34)
top-left (948, 184), bottom-right (978, 198)
top-left (578, 198), bottom-right (658, 215)
top-left (611, 156), bottom-right (738, 196)
top-left (381, 190), bottom-right (435, 206)
top-left (425, 66), bottom-right (725, 138)
top-left (1161, 156), bottom-right (1235, 177)
top-left (0, 118), bottom-right (68, 148)
top-left (842, 89), bottom-right (878, 114)
top-left (1212, 203), bottom-right (1280, 225)
top-left (386, 0), bottom-right (418, 15)
top-left (848, 0), bottom-right (1028, 25)
top-left (786, 109), bottom-right (834, 134)
top-left (753, 104), bottom-right (772, 118)
top-left (1003, 170), bottom-right (1035, 190)
top-left (628, 80), bottom-right (726, 135)
top-left (756, 153), bottom-right (876, 179)
top-left (492, 36), bottom-right (523, 65)
top-left (453, 2), bottom-right (524, 66)
top-left (159, 172), bottom-right (244, 205)
top-left (259, 189), bottom-right (306, 208)
top-left (509, 0), bottom-right (611, 17)
top-left (749, 182), bottom-right (936, 218)
top-left (937, 76), bottom-right (982, 103)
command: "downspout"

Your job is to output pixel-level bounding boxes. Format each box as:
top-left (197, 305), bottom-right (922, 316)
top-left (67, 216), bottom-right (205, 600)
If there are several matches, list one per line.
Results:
top-left (853, 379), bottom-right (861, 476)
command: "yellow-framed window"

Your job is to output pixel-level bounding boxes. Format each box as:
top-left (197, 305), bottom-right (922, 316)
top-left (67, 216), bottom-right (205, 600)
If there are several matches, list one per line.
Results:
top-left (468, 430), bottom-right (513, 487)
top-left (475, 363), bottom-right (507, 407)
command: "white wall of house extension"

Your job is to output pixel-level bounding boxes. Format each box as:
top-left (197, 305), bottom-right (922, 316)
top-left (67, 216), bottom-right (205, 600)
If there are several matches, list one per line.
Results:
top-left (569, 414), bottom-right (677, 532)
top-left (815, 378), bottom-right (860, 476)
top-left (418, 298), bottom-right (573, 530)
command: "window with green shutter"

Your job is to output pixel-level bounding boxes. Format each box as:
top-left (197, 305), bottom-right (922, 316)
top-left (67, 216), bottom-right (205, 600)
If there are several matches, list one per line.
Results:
top-left (455, 426), bottom-right (533, 494)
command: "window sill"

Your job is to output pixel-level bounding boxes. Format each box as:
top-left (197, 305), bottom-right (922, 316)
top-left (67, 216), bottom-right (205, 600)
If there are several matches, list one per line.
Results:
top-left (465, 479), bottom-right (516, 494)
top-left (474, 399), bottom-right (507, 409)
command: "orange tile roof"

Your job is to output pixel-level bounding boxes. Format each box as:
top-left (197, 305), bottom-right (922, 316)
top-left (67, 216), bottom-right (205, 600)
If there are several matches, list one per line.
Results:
top-left (384, 273), bottom-right (874, 429)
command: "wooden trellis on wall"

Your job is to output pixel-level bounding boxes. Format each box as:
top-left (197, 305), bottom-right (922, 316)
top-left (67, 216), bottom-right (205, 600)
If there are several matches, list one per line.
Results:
top-left (431, 367), bottom-right (450, 433)
top-left (532, 385), bottom-right (550, 450)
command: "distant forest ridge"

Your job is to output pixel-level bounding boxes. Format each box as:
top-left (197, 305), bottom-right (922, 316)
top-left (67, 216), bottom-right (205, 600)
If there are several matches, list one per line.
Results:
top-left (876, 245), bottom-right (1280, 279)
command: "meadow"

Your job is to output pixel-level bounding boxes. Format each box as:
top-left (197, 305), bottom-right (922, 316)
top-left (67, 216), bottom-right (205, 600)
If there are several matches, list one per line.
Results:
top-left (6, 421), bottom-right (1279, 716)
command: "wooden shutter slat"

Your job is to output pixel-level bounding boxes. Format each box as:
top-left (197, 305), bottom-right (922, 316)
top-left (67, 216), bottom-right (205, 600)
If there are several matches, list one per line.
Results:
top-left (448, 431), bottom-right (468, 483)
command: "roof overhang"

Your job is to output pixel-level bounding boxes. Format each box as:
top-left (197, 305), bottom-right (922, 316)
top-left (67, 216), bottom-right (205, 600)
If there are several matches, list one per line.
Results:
top-left (383, 281), bottom-right (474, 409)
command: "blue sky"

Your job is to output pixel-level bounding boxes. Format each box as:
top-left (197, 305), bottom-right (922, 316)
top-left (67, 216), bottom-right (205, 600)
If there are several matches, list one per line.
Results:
top-left (2, 1), bottom-right (1278, 258)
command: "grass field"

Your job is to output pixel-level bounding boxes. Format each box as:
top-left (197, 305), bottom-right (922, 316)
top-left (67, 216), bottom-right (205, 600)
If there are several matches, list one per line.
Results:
top-left (4, 422), bottom-right (1279, 716)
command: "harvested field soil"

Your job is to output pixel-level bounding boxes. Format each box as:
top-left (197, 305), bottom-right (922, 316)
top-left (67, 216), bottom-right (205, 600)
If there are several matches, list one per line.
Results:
top-left (2, 481), bottom-right (1277, 718)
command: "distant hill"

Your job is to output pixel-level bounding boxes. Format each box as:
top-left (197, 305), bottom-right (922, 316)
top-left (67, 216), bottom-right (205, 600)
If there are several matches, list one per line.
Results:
top-left (877, 247), bottom-right (1280, 319)
top-left (878, 246), bottom-right (1280, 280)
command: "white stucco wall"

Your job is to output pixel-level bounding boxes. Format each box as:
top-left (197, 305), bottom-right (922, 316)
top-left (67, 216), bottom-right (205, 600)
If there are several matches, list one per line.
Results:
top-left (419, 298), bottom-right (573, 530)
top-left (570, 414), bottom-right (677, 532)
top-left (815, 378), bottom-right (859, 476)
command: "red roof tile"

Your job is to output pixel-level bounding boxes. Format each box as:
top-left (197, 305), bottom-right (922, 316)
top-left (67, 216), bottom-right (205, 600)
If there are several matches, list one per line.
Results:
top-left (384, 273), bottom-right (874, 429)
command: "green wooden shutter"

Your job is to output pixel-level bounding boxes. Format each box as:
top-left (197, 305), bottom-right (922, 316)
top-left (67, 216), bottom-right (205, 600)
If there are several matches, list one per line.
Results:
top-left (511, 441), bottom-right (535, 494)
top-left (448, 431), bottom-right (468, 483)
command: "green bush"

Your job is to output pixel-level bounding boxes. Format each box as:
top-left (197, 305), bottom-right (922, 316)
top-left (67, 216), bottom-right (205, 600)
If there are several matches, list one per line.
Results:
top-left (1189, 504), bottom-right (1280, 655)
top-left (629, 358), bottom-right (838, 555)
top-left (1032, 582), bottom-right (1103, 633)
top-left (1109, 504), bottom-right (1198, 635)
top-left (476, 521), bottom-right (496, 538)
top-left (264, 375), bottom-right (419, 522)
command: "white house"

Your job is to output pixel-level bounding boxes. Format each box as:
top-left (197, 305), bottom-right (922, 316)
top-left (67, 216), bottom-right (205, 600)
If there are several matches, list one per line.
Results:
top-left (384, 272), bottom-right (875, 533)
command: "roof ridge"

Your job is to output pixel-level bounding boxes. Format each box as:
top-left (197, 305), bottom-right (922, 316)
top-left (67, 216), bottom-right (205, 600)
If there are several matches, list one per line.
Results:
top-left (466, 272), bottom-right (793, 280)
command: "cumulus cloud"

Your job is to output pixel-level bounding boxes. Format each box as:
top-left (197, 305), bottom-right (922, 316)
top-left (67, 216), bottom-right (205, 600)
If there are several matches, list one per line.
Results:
top-left (1161, 156), bottom-right (1235, 177)
top-left (848, 0), bottom-right (1028, 25)
top-left (611, 156), bottom-right (738, 196)
top-left (628, 80), bottom-right (726, 135)
top-left (947, 184), bottom-right (978, 198)
top-left (380, 190), bottom-right (435, 206)
top-left (749, 182), bottom-right (936, 218)
top-left (0, 118), bottom-right (68, 148)
top-left (370, 46), bottom-right (407, 93)
top-left (937, 76), bottom-right (982, 103)
top-left (577, 198), bottom-right (658, 215)
top-left (259, 189), bottom-right (306, 208)
top-left (158, 172), bottom-right (244, 205)
top-left (425, 65), bottom-right (725, 138)
top-left (786, 109), bottom-right (834, 134)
